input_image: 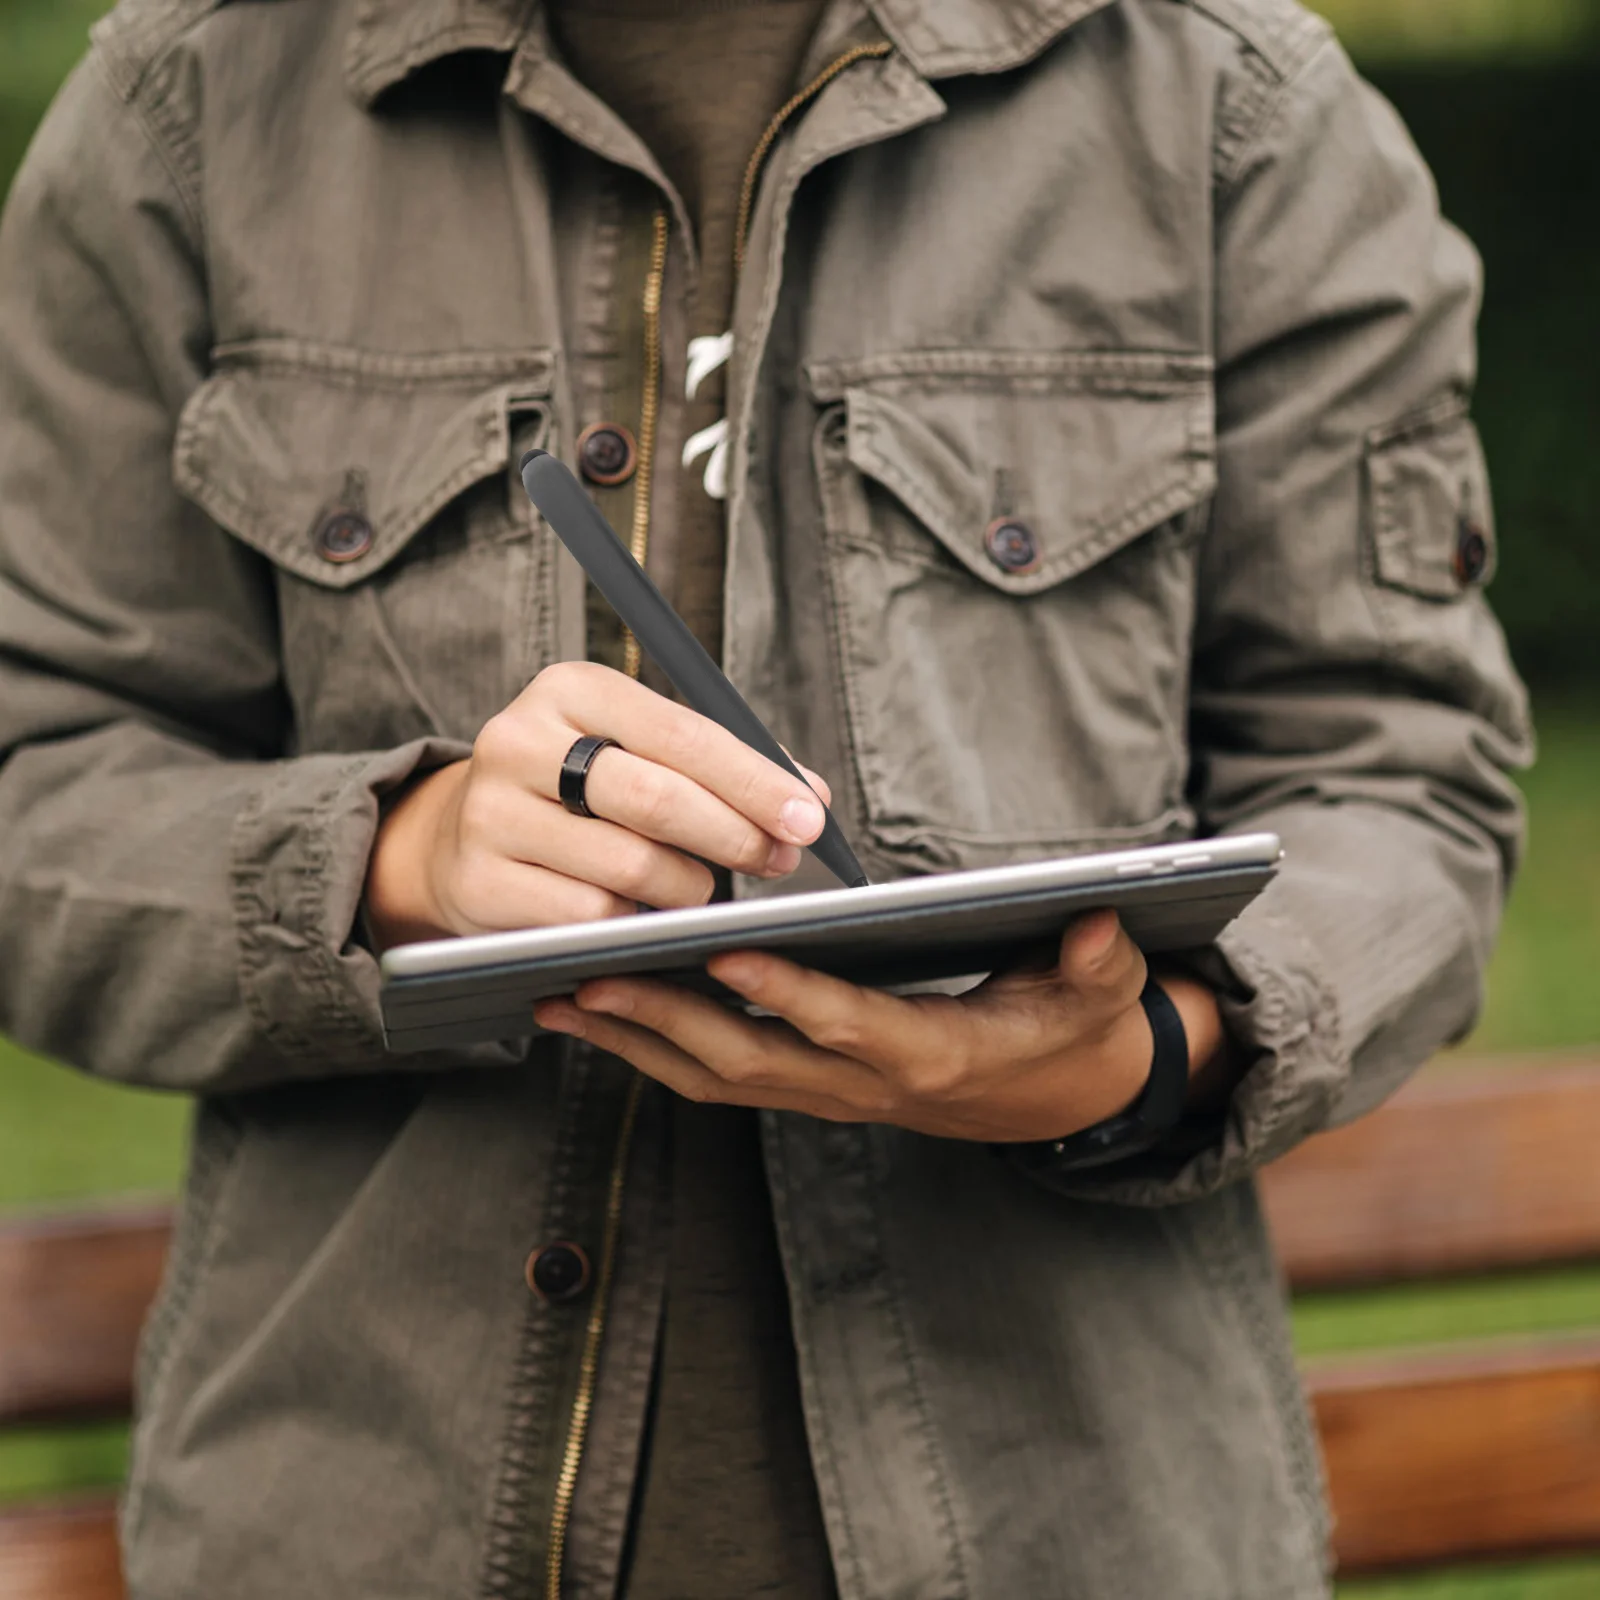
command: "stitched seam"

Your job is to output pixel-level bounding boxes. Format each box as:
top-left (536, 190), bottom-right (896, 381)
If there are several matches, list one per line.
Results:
top-left (87, 49), bottom-right (206, 247)
top-left (811, 412), bottom-right (884, 892)
top-left (1366, 408), bottom-right (1486, 603)
top-left (122, 1108), bottom-right (244, 1546)
top-left (477, 1052), bottom-right (591, 1598)
top-left (1174, 1186), bottom-right (1332, 1587)
top-left (211, 339), bottom-right (559, 388)
top-left (1234, 1177), bottom-right (1337, 1581)
top-left (815, 423), bottom-right (901, 868)
top-left (877, 0), bottom-right (1116, 78)
top-left (176, 387), bottom-right (542, 581)
top-left (874, 1141), bottom-right (970, 1597)
top-left (348, 13), bottom-right (534, 103)
top-left (1178, 0), bottom-right (1331, 83)
top-left (1365, 390), bottom-right (1472, 450)
top-left (849, 431), bottom-right (1214, 593)
top-left (1213, 30), bottom-right (1339, 197)
top-left (869, 805), bottom-right (1196, 852)
top-left (760, 1123), bottom-right (870, 1599)
top-left (229, 758), bottom-right (386, 1066)
top-left (359, 588), bottom-right (451, 738)
top-left (807, 348), bottom-right (1213, 396)
top-left (230, 790), bottom-right (312, 1063)
top-left (725, 47), bottom-right (939, 614)
top-left (296, 765), bottom-right (367, 1062)
top-left (138, 65), bottom-right (205, 231)
top-left (90, 0), bottom-right (222, 100)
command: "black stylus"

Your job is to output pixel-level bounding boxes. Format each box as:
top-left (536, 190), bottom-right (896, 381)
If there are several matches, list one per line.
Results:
top-left (520, 448), bottom-right (871, 890)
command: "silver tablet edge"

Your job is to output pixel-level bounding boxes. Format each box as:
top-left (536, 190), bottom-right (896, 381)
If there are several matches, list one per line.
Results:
top-left (380, 831), bottom-right (1281, 983)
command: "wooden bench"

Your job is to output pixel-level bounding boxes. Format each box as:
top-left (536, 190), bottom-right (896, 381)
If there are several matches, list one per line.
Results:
top-left (4, 1056), bottom-right (1599, 1597)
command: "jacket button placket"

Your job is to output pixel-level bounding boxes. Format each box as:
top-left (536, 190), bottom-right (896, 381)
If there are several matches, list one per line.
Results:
top-left (525, 1241), bottom-right (592, 1303)
top-left (984, 517), bottom-right (1042, 575)
top-left (312, 509), bottom-right (374, 563)
top-left (577, 421), bottom-right (639, 486)
top-left (1454, 517), bottom-right (1490, 586)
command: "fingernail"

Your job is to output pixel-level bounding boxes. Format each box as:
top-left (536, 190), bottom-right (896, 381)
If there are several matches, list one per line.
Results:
top-left (779, 796), bottom-right (824, 843)
top-left (538, 1005), bottom-right (585, 1037)
top-left (1080, 913), bottom-right (1119, 964)
top-left (580, 990), bottom-right (632, 1018)
top-left (712, 957), bottom-right (758, 990)
top-left (764, 840), bottom-right (802, 875)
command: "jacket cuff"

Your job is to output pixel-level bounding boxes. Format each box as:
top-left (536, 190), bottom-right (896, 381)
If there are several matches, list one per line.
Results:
top-left (230, 738), bottom-right (472, 1070)
top-left (1015, 900), bottom-right (1346, 1207)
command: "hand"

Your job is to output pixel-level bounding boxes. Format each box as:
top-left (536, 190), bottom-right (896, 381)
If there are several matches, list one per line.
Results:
top-left (363, 661), bottom-right (832, 948)
top-left (532, 908), bottom-right (1238, 1142)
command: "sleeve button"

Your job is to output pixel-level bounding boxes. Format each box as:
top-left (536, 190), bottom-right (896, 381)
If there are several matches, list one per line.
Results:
top-left (1454, 518), bottom-right (1490, 587)
top-left (577, 422), bottom-right (639, 486)
top-left (313, 509), bottom-right (374, 563)
top-left (525, 1241), bottom-right (591, 1303)
top-left (984, 518), bottom-right (1042, 575)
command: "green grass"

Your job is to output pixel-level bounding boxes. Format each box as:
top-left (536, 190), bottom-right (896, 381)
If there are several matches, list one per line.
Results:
top-left (0, 1044), bottom-right (188, 1209)
top-left (1469, 702), bottom-right (1600, 1052)
top-left (1294, 1264), bottom-right (1600, 1361)
top-left (0, 1423), bottom-right (130, 1501)
top-left (1343, 1562), bottom-right (1600, 1600)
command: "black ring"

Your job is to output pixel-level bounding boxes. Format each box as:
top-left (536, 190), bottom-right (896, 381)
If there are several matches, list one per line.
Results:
top-left (559, 736), bottom-right (621, 819)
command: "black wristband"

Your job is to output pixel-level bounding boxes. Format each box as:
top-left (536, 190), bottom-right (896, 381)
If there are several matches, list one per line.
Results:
top-left (1006, 976), bottom-right (1191, 1176)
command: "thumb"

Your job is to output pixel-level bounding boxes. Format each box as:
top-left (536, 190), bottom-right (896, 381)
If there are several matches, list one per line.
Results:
top-left (1058, 909), bottom-right (1137, 992)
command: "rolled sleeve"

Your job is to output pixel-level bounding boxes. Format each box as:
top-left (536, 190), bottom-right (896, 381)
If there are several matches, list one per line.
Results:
top-left (230, 740), bottom-right (473, 1071)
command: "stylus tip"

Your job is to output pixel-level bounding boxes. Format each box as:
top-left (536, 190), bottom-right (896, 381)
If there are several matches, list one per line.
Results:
top-left (519, 447), bottom-right (550, 475)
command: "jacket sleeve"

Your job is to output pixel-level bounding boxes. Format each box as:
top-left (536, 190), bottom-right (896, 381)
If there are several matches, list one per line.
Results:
top-left (0, 57), bottom-right (480, 1094)
top-left (1039, 31), bottom-right (1533, 1205)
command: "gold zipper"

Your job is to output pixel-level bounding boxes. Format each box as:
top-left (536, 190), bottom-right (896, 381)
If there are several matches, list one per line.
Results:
top-left (545, 207), bottom-right (665, 1598)
top-left (544, 42), bottom-right (891, 1596)
top-left (543, 1073), bottom-right (644, 1600)
top-left (733, 41), bottom-right (893, 277)
top-left (622, 209), bottom-right (670, 682)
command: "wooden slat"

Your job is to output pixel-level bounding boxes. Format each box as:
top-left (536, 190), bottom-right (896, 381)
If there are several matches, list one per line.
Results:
top-left (1310, 1336), bottom-right (1600, 1572)
top-left (1263, 1056), bottom-right (1600, 1290)
top-left (0, 1499), bottom-right (125, 1600)
top-left (0, 1207), bottom-right (171, 1426)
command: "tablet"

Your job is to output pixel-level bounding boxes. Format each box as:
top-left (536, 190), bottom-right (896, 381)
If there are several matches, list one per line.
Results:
top-left (378, 832), bottom-right (1280, 1053)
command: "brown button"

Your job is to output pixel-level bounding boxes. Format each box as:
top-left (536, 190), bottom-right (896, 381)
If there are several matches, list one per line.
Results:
top-left (577, 422), bottom-right (638, 487)
top-left (984, 517), bottom-right (1041, 575)
top-left (1454, 518), bottom-right (1490, 587)
top-left (313, 509), bottom-right (374, 564)
top-left (525, 1241), bottom-right (591, 1303)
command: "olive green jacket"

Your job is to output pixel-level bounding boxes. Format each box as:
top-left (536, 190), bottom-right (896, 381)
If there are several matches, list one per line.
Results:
top-left (0, 0), bottom-right (1530, 1596)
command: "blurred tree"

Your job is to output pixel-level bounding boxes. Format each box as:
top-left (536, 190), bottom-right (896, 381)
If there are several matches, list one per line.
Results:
top-left (1319, 0), bottom-right (1600, 61)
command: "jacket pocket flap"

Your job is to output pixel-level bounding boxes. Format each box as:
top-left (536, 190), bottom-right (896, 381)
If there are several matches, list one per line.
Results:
top-left (1366, 399), bottom-right (1496, 600)
top-left (819, 352), bottom-right (1216, 595)
top-left (173, 341), bottom-right (556, 589)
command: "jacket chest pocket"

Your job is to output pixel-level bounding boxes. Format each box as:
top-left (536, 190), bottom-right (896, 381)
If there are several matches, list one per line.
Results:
top-left (807, 353), bottom-right (1216, 870)
top-left (173, 341), bottom-right (558, 754)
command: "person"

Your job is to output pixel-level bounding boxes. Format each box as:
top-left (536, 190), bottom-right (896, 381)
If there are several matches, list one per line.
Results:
top-left (0, 0), bottom-right (1532, 1595)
